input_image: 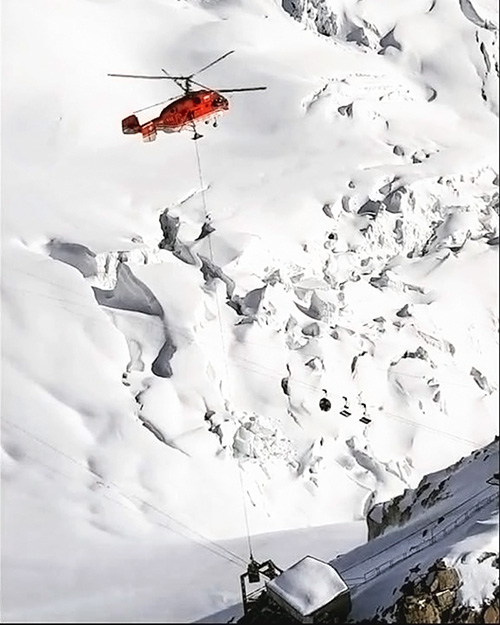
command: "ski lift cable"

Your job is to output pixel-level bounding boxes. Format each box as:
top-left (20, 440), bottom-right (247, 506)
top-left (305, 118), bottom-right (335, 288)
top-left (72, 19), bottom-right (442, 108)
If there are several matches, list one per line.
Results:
top-left (193, 138), bottom-right (231, 392)
top-left (2, 283), bottom-right (487, 449)
top-left (238, 466), bottom-right (254, 561)
top-left (2, 418), bottom-right (247, 567)
top-left (7, 267), bottom-right (489, 394)
top-left (5, 280), bottom-right (492, 397)
top-left (157, 312), bottom-right (481, 391)
top-left (11, 445), bottom-right (243, 567)
top-left (192, 138), bottom-right (256, 565)
top-left (380, 410), bottom-right (482, 447)
top-left (226, 360), bottom-right (483, 447)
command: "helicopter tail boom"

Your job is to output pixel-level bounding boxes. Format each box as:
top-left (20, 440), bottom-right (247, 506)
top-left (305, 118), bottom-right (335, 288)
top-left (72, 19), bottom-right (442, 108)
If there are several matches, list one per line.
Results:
top-left (140, 121), bottom-right (157, 142)
top-left (121, 114), bottom-right (157, 142)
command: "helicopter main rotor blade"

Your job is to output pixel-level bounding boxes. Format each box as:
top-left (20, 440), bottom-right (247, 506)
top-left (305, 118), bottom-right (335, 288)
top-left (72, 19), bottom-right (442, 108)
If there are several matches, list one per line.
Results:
top-left (108, 72), bottom-right (174, 80)
top-left (133, 95), bottom-right (178, 115)
top-left (161, 68), bottom-right (186, 91)
top-left (189, 78), bottom-right (213, 91)
top-left (189, 78), bottom-right (267, 93)
top-left (217, 87), bottom-right (267, 92)
top-left (190, 50), bottom-right (235, 78)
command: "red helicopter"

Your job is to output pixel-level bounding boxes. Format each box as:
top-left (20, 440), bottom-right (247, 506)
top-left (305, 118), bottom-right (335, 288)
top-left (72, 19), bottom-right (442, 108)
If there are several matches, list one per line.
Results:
top-left (108, 50), bottom-right (266, 142)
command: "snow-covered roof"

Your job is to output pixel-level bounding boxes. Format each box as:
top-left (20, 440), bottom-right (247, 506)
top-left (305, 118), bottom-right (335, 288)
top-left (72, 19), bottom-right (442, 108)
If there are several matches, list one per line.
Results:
top-left (266, 556), bottom-right (349, 617)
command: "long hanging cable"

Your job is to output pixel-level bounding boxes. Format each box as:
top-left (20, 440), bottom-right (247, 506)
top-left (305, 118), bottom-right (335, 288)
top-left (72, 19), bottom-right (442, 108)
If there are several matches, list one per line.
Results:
top-left (193, 138), bottom-right (231, 396)
top-left (238, 464), bottom-right (254, 562)
top-left (2, 418), bottom-right (247, 567)
top-left (192, 137), bottom-right (255, 565)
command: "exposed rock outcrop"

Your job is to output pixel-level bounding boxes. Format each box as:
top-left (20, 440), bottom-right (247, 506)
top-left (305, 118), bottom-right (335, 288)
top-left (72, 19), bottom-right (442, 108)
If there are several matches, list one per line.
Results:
top-left (388, 560), bottom-right (499, 624)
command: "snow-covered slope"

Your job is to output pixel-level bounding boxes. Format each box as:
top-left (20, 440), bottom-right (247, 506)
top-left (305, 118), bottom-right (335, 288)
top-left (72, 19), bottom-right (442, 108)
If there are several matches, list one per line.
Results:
top-left (332, 438), bottom-right (499, 622)
top-left (234, 439), bottom-right (498, 623)
top-left (2, 0), bottom-right (498, 621)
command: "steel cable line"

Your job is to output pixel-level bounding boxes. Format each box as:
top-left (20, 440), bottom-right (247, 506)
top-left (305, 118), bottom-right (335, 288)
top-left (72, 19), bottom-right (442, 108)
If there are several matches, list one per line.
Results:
top-left (6, 261), bottom-right (489, 392)
top-left (4, 259), bottom-right (489, 448)
top-left (2, 418), bottom-right (247, 567)
top-left (5, 445), bottom-right (242, 566)
top-left (2, 282), bottom-right (486, 449)
top-left (192, 138), bottom-right (255, 565)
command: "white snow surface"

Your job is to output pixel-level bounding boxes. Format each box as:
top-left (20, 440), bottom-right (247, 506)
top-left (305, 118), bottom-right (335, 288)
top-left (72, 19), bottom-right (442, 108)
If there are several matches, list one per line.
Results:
top-left (267, 555), bottom-right (348, 617)
top-left (2, 0), bottom-right (499, 622)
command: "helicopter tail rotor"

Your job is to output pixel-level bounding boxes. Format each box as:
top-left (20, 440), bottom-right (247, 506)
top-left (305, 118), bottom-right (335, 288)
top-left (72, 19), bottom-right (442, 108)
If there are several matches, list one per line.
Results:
top-left (122, 114), bottom-right (141, 134)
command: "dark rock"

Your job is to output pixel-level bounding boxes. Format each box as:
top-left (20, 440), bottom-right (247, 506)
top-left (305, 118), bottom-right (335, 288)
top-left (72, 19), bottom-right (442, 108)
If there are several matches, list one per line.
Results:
top-left (139, 416), bottom-right (168, 443)
top-left (434, 589), bottom-right (455, 613)
top-left (195, 221), bottom-right (216, 241)
top-left (426, 566), bottom-right (460, 593)
top-left (322, 203), bottom-right (334, 218)
top-left (384, 188), bottom-right (406, 213)
top-left (453, 606), bottom-right (481, 623)
top-left (172, 242), bottom-right (199, 266)
top-left (199, 255), bottom-right (235, 299)
top-left (396, 304), bottom-right (411, 318)
top-left (477, 552), bottom-right (497, 564)
top-left (402, 346), bottom-right (428, 360)
top-left (159, 209), bottom-right (180, 251)
top-left (151, 333), bottom-right (177, 378)
top-left (379, 181), bottom-right (393, 195)
top-left (338, 103), bottom-right (353, 117)
top-left (470, 367), bottom-right (492, 393)
top-left (370, 273), bottom-right (389, 289)
top-left (93, 263), bottom-right (164, 316)
top-left (229, 286), bottom-right (267, 318)
top-left (358, 199), bottom-right (383, 217)
top-left (483, 602), bottom-right (499, 623)
top-left (380, 27), bottom-right (402, 52)
top-left (401, 595), bottom-right (441, 623)
top-left (302, 322), bottom-right (321, 337)
top-left (346, 26), bottom-right (369, 46)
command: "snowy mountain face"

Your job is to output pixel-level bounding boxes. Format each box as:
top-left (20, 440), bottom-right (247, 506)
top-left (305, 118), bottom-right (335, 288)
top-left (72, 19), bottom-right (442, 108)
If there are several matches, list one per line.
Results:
top-left (333, 438), bottom-right (499, 622)
top-left (237, 439), bottom-right (498, 623)
top-left (1, 0), bottom-right (498, 622)
top-left (366, 437), bottom-right (499, 541)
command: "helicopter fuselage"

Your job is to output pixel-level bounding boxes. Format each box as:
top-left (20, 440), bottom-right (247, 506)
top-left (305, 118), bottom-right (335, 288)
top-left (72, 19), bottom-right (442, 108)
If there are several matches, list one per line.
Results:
top-left (121, 89), bottom-right (229, 142)
top-left (157, 89), bottom-right (229, 129)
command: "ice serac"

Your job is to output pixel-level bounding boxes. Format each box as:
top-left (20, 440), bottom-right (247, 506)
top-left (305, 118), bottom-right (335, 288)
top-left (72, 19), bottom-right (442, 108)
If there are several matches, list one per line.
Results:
top-left (93, 262), bottom-right (163, 316)
top-left (151, 333), bottom-right (177, 378)
top-left (47, 239), bottom-right (97, 277)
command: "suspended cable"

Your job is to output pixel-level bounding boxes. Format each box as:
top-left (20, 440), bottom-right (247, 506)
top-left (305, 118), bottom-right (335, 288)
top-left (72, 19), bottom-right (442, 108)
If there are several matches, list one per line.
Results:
top-left (192, 138), bottom-right (232, 393)
top-left (238, 465), bottom-right (254, 561)
top-left (2, 418), bottom-right (247, 567)
top-left (192, 138), bottom-right (255, 565)
top-left (2, 280), bottom-right (486, 450)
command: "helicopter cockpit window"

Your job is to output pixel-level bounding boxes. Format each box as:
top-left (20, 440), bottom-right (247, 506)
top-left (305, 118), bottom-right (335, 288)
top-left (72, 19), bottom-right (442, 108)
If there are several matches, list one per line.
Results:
top-left (213, 96), bottom-right (225, 106)
top-left (193, 96), bottom-right (201, 104)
